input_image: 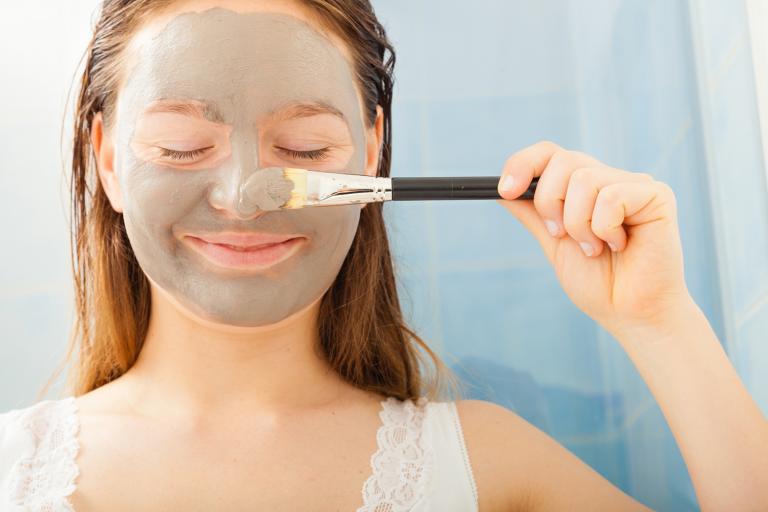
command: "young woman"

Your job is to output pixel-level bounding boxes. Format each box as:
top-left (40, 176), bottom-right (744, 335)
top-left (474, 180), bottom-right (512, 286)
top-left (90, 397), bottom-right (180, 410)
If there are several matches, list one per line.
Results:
top-left (1, 0), bottom-right (766, 510)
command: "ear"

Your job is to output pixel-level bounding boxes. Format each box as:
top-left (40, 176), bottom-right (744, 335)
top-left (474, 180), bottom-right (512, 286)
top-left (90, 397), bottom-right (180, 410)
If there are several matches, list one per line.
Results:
top-left (91, 112), bottom-right (123, 213)
top-left (364, 105), bottom-right (384, 178)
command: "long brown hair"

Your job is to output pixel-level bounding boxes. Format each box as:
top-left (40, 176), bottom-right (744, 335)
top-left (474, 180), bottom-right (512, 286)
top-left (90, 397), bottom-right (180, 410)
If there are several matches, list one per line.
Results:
top-left (41, 0), bottom-right (458, 402)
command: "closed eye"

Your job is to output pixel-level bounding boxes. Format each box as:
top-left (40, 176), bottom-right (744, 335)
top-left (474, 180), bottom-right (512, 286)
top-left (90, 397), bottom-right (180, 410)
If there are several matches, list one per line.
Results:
top-left (275, 147), bottom-right (330, 161)
top-left (159, 146), bottom-right (215, 161)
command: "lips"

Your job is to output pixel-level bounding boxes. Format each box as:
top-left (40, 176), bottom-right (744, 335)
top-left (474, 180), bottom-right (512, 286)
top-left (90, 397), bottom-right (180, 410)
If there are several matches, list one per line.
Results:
top-left (184, 231), bottom-right (306, 270)
top-left (194, 231), bottom-right (298, 248)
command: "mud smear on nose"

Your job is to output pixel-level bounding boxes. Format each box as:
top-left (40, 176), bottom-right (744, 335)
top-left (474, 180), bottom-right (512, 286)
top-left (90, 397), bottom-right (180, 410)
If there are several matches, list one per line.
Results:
top-left (240, 167), bottom-right (295, 214)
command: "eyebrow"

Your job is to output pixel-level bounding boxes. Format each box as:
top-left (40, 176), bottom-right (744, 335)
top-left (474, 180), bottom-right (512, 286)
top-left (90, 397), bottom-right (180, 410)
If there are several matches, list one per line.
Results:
top-left (142, 99), bottom-right (347, 124)
top-left (143, 100), bottom-right (226, 124)
top-left (267, 101), bottom-right (347, 123)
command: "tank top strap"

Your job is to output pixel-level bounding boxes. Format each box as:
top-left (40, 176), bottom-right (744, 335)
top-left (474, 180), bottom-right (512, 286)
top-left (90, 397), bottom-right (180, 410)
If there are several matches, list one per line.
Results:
top-left (358, 396), bottom-right (433, 511)
top-left (357, 397), bottom-right (478, 512)
top-left (423, 401), bottom-right (479, 511)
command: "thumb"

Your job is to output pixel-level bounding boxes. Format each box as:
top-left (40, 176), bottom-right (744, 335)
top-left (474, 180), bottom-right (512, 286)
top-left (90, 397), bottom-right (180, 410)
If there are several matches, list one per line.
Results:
top-left (497, 199), bottom-right (558, 264)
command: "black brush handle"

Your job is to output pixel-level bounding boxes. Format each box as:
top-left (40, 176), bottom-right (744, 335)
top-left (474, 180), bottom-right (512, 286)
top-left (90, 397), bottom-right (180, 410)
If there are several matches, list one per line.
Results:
top-left (391, 176), bottom-right (538, 201)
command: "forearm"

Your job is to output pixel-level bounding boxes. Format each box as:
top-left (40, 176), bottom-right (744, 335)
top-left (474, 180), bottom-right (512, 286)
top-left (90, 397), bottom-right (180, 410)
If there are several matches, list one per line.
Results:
top-left (618, 301), bottom-right (768, 511)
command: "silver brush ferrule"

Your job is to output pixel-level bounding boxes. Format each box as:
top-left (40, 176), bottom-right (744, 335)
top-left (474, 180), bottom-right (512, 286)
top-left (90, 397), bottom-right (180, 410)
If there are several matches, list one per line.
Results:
top-left (305, 173), bottom-right (392, 207)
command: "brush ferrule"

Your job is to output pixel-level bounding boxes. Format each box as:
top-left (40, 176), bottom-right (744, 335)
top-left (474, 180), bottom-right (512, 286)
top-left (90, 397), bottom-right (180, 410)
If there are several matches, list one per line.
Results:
top-left (306, 173), bottom-right (392, 206)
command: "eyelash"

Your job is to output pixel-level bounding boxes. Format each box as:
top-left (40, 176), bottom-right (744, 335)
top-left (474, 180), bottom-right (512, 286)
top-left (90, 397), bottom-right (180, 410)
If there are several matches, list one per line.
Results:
top-left (157, 146), bottom-right (330, 162)
top-left (277, 147), bottom-right (330, 161)
top-left (159, 146), bottom-right (213, 161)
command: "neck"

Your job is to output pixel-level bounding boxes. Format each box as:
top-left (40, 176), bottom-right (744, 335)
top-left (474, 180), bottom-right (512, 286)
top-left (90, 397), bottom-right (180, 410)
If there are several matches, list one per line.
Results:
top-left (123, 283), bottom-right (348, 420)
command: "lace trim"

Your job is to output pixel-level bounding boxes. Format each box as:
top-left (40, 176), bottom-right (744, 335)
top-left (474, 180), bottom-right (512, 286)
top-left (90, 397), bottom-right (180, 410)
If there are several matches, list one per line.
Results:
top-left (9, 396), bottom-right (81, 511)
top-left (358, 396), bottom-right (433, 512)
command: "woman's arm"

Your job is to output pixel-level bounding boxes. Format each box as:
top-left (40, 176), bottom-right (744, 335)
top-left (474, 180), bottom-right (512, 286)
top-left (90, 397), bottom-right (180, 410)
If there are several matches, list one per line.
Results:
top-left (457, 400), bottom-right (653, 511)
top-left (485, 141), bottom-right (768, 510)
top-left (618, 300), bottom-right (768, 510)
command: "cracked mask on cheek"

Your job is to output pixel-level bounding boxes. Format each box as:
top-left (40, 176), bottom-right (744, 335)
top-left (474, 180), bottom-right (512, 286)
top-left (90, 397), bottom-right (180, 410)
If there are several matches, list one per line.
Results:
top-left (112, 8), bottom-right (368, 326)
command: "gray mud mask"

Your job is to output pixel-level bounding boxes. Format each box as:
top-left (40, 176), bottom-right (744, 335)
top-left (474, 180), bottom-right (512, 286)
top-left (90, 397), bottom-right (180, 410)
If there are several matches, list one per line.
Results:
top-left (113, 8), bottom-right (367, 326)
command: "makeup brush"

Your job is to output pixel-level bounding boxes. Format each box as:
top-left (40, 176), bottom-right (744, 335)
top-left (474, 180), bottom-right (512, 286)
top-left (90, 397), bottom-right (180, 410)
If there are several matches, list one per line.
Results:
top-left (278, 168), bottom-right (538, 209)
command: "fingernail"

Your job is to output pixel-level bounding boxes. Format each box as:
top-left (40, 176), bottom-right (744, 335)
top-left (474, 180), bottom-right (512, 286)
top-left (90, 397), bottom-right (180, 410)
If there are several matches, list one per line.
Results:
top-left (544, 219), bottom-right (559, 237)
top-left (608, 242), bottom-right (618, 252)
top-left (580, 242), bottom-right (595, 256)
top-left (500, 175), bottom-right (515, 192)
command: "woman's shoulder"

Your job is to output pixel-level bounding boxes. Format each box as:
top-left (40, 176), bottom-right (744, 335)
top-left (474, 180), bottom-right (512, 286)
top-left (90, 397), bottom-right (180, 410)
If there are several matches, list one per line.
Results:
top-left (380, 397), bottom-right (527, 510)
top-left (380, 395), bottom-right (522, 429)
top-left (452, 399), bottom-right (651, 511)
top-left (450, 399), bottom-right (534, 462)
top-left (451, 399), bottom-right (549, 510)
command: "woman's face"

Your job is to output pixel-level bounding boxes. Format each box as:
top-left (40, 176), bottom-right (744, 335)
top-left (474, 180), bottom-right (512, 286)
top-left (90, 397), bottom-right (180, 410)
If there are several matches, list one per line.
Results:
top-left (107, 2), bottom-right (373, 327)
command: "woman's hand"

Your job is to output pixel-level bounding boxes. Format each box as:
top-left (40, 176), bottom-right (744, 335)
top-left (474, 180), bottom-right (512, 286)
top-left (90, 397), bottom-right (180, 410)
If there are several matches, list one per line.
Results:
top-left (498, 141), bottom-right (768, 510)
top-left (497, 141), bottom-right (693, 340)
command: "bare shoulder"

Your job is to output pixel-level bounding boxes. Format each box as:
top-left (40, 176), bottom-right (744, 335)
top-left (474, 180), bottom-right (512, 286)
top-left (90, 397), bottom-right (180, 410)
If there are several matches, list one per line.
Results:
top-left (454, 399), bottom-right (652, 512)
top-left (453, 399), bottom-right (541, 511)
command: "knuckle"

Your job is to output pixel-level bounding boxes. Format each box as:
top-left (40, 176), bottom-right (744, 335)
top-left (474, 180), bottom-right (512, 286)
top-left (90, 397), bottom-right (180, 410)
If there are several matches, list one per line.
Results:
top-left (503, 155), bottom-right (518, 171)
top-left (548, 149), bottom-right (573, 169)
top-left (532, 192), bottom-right (547, 210)
top-left (533, 192), bottom-right (558, 214)
top-left (597, 186), bottom-right (621, 206)
top-left (657, 181), bottom-right (675, 197)
top-left (635, 171), bottom-right (654, 182)
top-left (569, 167), bottom-right (594, 186)
top-left (537, 140), bottom-right (562, 153)
top-left (571, 150), bottom-right (597, 165)
top-left (658, 181), bottom-right (678, 207)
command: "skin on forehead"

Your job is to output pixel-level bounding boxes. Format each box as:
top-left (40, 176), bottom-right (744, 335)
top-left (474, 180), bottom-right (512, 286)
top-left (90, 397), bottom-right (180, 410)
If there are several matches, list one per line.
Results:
top-left (109, 6), bottom-right (370, 327)
top-left (117, 0), bottom-right (365, 127)
top-left (116, 6), bottom-right (367, 171)
top-left (123, 0), bottom-right (357, 70)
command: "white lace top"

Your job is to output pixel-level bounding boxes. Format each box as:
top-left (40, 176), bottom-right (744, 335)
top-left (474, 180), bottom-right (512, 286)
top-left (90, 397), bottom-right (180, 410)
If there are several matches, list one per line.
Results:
top-left (0, 396), bottom-right (478, 511)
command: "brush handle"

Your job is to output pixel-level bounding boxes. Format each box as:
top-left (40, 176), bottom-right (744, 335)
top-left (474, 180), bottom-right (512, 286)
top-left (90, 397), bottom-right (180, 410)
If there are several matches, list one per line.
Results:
top-left (390, 176), bottom-right (538, 201)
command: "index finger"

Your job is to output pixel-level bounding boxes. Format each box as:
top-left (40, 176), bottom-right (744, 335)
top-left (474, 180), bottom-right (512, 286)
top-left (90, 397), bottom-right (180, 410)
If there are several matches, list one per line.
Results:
top-left (497, 140), bottom-right (563, 200)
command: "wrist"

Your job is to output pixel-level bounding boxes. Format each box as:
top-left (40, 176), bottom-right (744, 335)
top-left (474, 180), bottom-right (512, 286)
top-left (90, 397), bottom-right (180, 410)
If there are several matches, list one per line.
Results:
top-left (614, 299), bottom-right (725, 382)
top-left (608, 294), bottom-right (706, 349)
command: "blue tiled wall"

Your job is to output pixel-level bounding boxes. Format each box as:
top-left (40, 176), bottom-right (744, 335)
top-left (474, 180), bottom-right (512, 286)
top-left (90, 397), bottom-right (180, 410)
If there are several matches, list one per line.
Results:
top-left (373, 1), bottom-right (767, 510)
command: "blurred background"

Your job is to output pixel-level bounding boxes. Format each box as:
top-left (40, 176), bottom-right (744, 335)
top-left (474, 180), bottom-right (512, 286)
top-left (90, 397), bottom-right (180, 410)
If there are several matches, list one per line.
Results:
top-left (2, 1), bottom-right (768, 511)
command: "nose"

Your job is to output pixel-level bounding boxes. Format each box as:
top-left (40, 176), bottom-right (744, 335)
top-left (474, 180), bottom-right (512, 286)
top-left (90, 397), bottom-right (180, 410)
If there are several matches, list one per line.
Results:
top-left (208, 134), bottom-right (262, 219)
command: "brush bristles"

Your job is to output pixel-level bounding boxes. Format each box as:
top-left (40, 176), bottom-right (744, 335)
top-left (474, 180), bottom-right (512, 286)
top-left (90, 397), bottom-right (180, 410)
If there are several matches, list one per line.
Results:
top-left (283, 168), bottom-right (308, 209)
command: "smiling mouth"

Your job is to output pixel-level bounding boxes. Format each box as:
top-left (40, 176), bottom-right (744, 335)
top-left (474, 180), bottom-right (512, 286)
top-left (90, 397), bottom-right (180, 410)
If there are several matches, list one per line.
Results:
top-left (183, 232), bottom-right (306, 271)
